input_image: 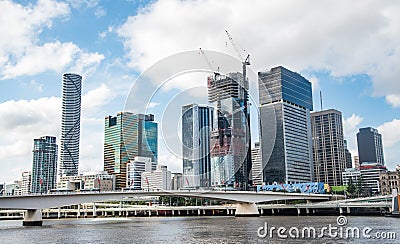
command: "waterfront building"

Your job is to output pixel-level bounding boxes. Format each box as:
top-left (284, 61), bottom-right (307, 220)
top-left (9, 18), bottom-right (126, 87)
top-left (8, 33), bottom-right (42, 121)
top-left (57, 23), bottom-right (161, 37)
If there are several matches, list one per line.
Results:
top-left (104, 112), bottom-right (157, 189)
top-left (342, 168), bottom-right (361, 186)
top-left (311, 109), bottom-right (346, 186)
top-left (182, 103), bottom-right (213, 188)
top-left (141, 165), bottom-right (172, 191)
top-left (251, 142), bottom-right (263, 185)
top-left (380, 165), bottom-right (400, 195)
top-left (31, 136), bottom-right (58, 194)
top-left (360, 162), bottom-right (387, 194)
top-left (258, 66), bottom-right (313, 184)
top-left (344, 140), bottom-right (353, 169)
top-left (20, 171), bottom-right (31, 195)
top-left (126, 156), bottom-right (155, 190)
top-left (171, 173), bottom-right (183, 190)
top-left (56, 171), bottom-right (115, 191)
top-left (208, 72), bottom-right (252, 189)
top-left (354, 156), bottom-right (360, 169)
top-left (357, 127), bottom-right (385, 165)
top-left (59, 73), bottom-right (82, 177)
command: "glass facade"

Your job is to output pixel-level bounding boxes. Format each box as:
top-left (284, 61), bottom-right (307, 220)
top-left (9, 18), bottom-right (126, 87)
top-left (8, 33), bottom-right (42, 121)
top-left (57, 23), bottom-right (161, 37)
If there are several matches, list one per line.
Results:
top-left (357, 127), bottom-right (385, 165)
top-left (104, 112), bottom-right (158, 189)
top-left (208, 72), bottom-right (252, 189)
top-left (258, 66), bottom-right (313, 184)
top-left (31, 136), bottom-right (58, 194)
top-left (182, 104), bottom-right (213, 188)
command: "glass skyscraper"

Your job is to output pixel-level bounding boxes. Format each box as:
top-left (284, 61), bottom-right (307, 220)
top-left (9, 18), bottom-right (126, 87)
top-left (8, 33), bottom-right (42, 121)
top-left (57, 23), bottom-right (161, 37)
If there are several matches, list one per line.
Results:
top-left (357, 127), bottom-right (385, 165)
top-left (311, 109), bottom-right (346, 186)
top-left (258, 66), bottom-right (313, 184)
top-left (182, 103), bottom-right (214, 188)
top-left (59, 73), bottom-right (82, 177)
top-left (208, 72), bottom-right (252, 189)
top-left (104, 112), bottom-right (158, 189)
top-left (31, 136), bottom-right (58, 194)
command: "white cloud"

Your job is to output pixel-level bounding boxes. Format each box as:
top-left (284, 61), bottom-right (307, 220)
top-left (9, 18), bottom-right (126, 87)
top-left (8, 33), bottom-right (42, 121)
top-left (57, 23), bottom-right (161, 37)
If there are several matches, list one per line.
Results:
top-left (0, 0), bottom-right (104, 80)
top-left (82, 83), bottom-right (116, 114)
top-left (117, 0), bottom-right (400, 106)
top-left (343, 114), bottom-right (364, 155)
top-left (377, 119), bottom-right (400, 169)
top-left (158, 154), bottom-right (181, 173)
top-left (386, 94), bottom-right (400, 108)
top-left (378, 119), bottom-right (400, 148)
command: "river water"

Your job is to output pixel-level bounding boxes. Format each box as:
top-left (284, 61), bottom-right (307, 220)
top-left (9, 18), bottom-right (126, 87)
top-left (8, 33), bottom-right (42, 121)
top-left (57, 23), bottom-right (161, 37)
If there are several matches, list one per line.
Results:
top-left (0, 216), bottom-right (398, 243)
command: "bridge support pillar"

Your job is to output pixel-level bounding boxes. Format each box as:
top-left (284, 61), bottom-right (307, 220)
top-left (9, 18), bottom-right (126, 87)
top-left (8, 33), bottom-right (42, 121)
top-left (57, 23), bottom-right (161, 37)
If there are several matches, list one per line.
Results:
top-left (235, 203), bottom-right (260, 217)
top-left (306, 208), bottom-right (310, 215)
top-left (339, 207), bottom-right (343, 215)
top-left (198, 209), bottom-right (200, 215)
top-left (77, 204), bottom-right (81, 218)
top-left (347, 207), bottom-right (351, 215)
top-left (297, 208), bottom-right (301, 216)
top-left (23, 209), bottom-right (42, 226)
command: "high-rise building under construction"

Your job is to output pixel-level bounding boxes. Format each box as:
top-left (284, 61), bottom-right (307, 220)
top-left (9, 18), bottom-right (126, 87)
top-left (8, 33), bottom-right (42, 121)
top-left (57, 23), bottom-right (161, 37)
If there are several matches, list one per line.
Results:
top-left (208, 72), bottom-right (251, 189)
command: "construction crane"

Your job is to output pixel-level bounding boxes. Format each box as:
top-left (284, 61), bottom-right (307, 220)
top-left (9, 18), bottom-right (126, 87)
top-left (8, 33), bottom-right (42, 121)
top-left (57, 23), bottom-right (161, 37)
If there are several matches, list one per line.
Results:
top-left (199, 48), bottom-right (220, 80)
top-left (225, 30), bottom-right (250, 85)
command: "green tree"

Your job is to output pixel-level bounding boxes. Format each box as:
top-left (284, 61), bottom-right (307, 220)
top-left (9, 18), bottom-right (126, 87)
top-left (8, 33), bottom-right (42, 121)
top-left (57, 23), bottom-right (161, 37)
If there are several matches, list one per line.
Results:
top-left (346, 177), bottom-right (356, 198)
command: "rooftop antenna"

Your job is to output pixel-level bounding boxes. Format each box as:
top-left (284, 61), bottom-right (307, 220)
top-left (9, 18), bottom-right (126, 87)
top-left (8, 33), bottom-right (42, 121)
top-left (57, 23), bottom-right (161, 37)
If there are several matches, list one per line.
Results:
top-left (320, 90), bottom-right (323, 111)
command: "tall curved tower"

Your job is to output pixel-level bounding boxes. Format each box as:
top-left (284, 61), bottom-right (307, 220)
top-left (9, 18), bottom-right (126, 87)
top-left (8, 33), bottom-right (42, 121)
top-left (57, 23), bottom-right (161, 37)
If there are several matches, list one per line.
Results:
top-left (59, 73), bottom-right (82, 177)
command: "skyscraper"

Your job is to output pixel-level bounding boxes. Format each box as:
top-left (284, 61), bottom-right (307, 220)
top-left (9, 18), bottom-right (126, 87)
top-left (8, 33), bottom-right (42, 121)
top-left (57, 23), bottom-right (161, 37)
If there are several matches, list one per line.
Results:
top-left (251, 142), bottom-right (263, 185)
top-left (357, 127), bottom-right (385, 165)
top-left (182, 103), bottom-right (213, 188)
top-left (258, 66), bottom-right (313, 184)
top-left (208, 72), bottom-right (251, 189)
top-left (311, 109), bottom-right (346, 186)
top-left (31, 136), bottom-right (58, 194)
top-left (59, 73), bottom-right (82, 177)
top-left (104, 112), bottom-right (157, 189)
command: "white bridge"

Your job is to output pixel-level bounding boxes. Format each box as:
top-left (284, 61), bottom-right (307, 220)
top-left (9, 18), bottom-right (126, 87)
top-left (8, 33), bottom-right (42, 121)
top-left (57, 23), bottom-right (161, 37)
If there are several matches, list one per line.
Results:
top-left (0, 190), bottom-right (331, 226)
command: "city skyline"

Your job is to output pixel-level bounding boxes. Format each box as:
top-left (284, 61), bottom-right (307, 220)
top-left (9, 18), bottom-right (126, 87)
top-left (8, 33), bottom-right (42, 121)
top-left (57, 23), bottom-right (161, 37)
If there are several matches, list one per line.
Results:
top-left (1, 0), bottom-right (400, 183)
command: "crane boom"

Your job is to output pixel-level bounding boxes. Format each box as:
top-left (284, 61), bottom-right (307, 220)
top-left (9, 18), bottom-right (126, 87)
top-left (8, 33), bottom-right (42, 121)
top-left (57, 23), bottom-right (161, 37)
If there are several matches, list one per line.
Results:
top-left (225, 30), bottom-right (243, 61)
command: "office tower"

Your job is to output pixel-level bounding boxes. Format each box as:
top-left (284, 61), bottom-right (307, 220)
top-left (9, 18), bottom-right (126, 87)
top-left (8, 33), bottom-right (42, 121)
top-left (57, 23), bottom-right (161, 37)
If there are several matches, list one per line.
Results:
top-left (182, 104), bottom-right (213, 188)
top-left (21, 171), bottom-right (31, 195)
top-left (311, 109), bottom-right (346, 186)
top-left (31, 136), bottom-right (58, 194)
top-left (141, 165), bottom-right (172, 191)
top-left (104, 112), bottom-right (157, 189)
top-left (357, 127), bottom-right (385, 165)
top-left (171, 173), bottom-right (183, 190)
top-left (344, 140), bottom-right (353, 168)
top-left (59, 73), bottom-right (82, 177)
top-left (258, 66), bottom-right (313, 184)
top-left (126, 156), bottom-right (155, 190)
top-left (251, 142), bottom-right (263, 185)
top-left (208, 72), bottom-right (252, 189)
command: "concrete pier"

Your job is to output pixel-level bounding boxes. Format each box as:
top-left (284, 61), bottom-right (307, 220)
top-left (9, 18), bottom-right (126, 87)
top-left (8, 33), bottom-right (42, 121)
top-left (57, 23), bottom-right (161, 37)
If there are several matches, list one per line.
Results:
top-left (235, 203), bottom-right (260, 217)
top-left (23, 209), bottom-right (42, 226)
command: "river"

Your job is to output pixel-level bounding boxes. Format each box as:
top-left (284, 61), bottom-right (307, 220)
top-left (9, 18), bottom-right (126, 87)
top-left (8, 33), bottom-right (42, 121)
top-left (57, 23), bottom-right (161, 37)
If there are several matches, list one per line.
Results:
top-left (0, 216), bottom-right (399, 243)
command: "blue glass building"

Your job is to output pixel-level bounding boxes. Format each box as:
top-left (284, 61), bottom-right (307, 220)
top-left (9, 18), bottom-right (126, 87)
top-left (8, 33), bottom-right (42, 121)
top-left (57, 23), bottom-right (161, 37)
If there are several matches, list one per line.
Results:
top-left (104, 112), bottom-right (157, 189)
top-left (258, 66), bottom-right (313, 184)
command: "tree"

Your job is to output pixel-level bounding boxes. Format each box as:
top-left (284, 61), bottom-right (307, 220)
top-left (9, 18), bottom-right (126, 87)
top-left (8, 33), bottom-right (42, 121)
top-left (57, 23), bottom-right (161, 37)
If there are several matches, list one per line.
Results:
top-left (346, 177), bottom-right (356, 198)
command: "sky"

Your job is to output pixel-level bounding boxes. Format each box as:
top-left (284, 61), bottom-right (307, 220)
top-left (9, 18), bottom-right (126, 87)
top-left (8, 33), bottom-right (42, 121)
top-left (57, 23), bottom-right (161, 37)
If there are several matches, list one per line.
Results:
top-left (0, 0), bottom-right (399, 183)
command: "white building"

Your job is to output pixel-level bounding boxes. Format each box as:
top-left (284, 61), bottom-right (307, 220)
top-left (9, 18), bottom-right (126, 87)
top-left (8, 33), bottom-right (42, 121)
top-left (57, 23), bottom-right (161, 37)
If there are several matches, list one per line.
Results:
top-left (4, 181), bottom-right (21, 196)
top-left (126, 156), bottom-right (155, 190)
top-left (21, 171), bottom-right (31, 195)
top-left (171, 173), bottom-right (183, 190)
top-left (342, 168), bottom-right (361, 185)
top-left (360, 162), bottom-right (387, 194)
top-left (141, 165), bottom-right (171, 191)
top-left (57, 171), bottom-right (115, 191)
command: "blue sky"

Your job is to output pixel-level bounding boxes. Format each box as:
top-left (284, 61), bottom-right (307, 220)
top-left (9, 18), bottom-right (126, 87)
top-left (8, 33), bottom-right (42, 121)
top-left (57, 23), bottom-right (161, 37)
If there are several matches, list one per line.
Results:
top-left (0, 0), bottom-right (399, 183)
